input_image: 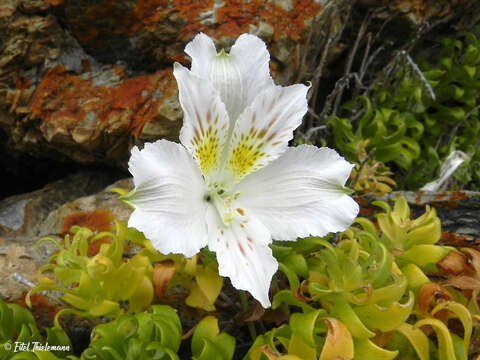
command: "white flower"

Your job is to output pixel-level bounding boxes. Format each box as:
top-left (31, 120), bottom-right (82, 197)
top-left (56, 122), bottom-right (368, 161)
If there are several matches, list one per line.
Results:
top-left (125, 33), bottom-right (359, 307)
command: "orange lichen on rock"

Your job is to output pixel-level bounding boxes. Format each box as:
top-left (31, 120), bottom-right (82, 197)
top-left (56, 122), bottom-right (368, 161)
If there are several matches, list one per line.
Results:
top-left (433, 191), bottom-right (467, 202)
top-left (133, 0), bottom-right (322, 41)
top-left (134, 0), bottom-right (170, 29)
top-left (30, 65), bottom-right (175, 142)
top-left (415, 190), bottom-right (424, 205)
top-left (450, 191), bottom-right (468, 201)
top-left (61, 209), bottom-right (114, 235)
top-left (215, 0), bottom-right (321, 40)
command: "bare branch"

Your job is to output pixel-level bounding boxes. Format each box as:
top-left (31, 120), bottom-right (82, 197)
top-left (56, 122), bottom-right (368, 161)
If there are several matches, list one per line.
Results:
top-left (332, 10), bottom-right (372, 116)
top-left (402, 50), bottom-right (436, 101)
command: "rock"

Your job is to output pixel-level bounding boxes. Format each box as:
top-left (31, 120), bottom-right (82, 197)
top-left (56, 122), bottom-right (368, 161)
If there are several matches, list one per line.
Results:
top-left (358, 0), bottom-right (476, 24)
top-left (0, 170), bottom-right (124, 300)
top-left (0, 0), bottom-right (330, 169)
top-left (381, 0), bottom-right (476, 25)
top-left (40, 178), bottom-right (134, 236)
top-left (1, 0), bottom-right (475, 169)
top-left (0, 170), bottom-right (122, 238)
top-left (28, 66), bottom-right (181, 166)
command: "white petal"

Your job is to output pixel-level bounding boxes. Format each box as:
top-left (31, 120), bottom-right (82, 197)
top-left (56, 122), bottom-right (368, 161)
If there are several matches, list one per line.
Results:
top-left (230, 34), bottom-right (274, 108)
top-left (174, 63), bottom-right (230, 183)
top-left (184, 33), bottom-right (244, 121)
top-left (127, 140), bottom-right (208, 257)
top-left (221, 84), bottom-right (309, 184)
top-left (184, 33), bottom-right (274, 122)
top-left (206, 207), bottom-right (277, 307)
top-left (185, 32), bottom-right (217, 78)
top-left (207, 51), bottom-right (245, 123)
top-left (234, 145), bottom-right (359, 240)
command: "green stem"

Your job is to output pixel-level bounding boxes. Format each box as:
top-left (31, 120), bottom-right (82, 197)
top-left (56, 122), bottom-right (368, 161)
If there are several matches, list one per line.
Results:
top-left (239, 291), bottom-right (257, 341)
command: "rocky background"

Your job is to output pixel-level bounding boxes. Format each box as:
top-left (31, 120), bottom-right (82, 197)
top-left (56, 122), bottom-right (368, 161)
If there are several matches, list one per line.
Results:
top-left (1, 0), bottom-right (479, 300)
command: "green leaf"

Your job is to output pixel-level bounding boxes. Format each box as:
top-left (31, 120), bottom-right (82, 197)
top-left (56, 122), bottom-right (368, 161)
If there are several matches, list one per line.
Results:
top-left (289, 310), bottom-right (323, 347)
top-left (192, 316), bottom-right (235, 360)
top-left (272, 290), bottom-right (316, 312)
top-left (415, 318), bottom-right (456, 360)
top-left (401, 263), bottom-right (430, 292)
top-left (397, 245), bottom-right (450, 270)
top-left (354, 291), bottom-right (414, 332)
top-left (396, 323), bottom-right (430, 360)
top-left (431, 302), bottom-right (472, 360)
top-left (185, 263), bottom-right (223, 311)
top-left (287, 335), bottom-right (317, 360)
top-left (330, 298), bottom-right (375, 339)
top-left (354, 338), bottom-right (398, 360)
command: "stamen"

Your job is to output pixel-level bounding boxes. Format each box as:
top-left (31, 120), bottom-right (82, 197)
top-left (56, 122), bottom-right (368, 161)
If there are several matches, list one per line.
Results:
top-left (209, 190), bottom-right (235, 226)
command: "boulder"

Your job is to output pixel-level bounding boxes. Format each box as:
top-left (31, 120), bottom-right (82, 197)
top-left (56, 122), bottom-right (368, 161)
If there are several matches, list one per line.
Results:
top-left (0, 0), bottom-right (332, 168)
top-left (0, 170), bottom-right (125, 300)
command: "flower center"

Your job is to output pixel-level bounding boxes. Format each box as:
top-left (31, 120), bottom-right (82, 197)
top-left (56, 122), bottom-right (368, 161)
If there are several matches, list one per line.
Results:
top-left (206, 189), bottom-right (236, 226)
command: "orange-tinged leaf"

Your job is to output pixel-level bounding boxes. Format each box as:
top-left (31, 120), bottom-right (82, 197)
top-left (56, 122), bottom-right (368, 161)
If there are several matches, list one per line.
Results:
top-left (418, 282), bottom-right (453, 314)
top-left (462, 248), bottom-right (480, 275)
top-left (438, 251), bottom-right (469, 275)
top-left (250, 345), bottom-right (280, 360)
top-left (319, 318), bottom-right (354, 360)
top-left (444, 276), bottom-right (480, 291)
top-left (152, 260), bottom-right (176, 298)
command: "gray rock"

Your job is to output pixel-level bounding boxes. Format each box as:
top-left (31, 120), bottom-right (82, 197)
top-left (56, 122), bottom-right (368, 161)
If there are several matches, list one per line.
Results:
top-left (0, 170), bottom-right (123, 300)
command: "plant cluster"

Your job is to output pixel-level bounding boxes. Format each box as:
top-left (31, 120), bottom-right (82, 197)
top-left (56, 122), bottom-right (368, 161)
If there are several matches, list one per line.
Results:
top-left (0, 299), bottom-right (72, 360)
top-left (27, 223), bottom-right (155, 324)
top-left (6, 196), bottom-right (478, 359)
top-left (247, 197), bottom-right (475, 359)
top-left (27, 220), bottom-right (224, 327)
top-left (1, 298), bottom-right (234, 360)
top-left (80, 306), bottom-right (234, 360)
top-left (329, 30), bottom-right (480, 190)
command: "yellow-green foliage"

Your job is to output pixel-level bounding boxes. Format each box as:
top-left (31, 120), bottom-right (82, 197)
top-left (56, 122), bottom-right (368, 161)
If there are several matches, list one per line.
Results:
top-left (28, 220), bottom-right (224, 325)
top-left (350, 141), bottom-right (397, 195)
top-left (82, 310), bottom-right (234, 360)
top-left (248, 197), bottom-right (473, 360)
top-left (131, 231), bottom-right (224, 312)
top-left (27, 222), bottom-right (155, 324)
top-left (81, 305), bottom-right (182, 360)
top-left (21, 198), bottom-right (480, 359)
